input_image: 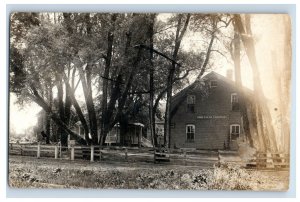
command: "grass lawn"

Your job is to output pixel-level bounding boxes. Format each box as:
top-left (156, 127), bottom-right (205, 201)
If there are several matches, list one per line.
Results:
top-left (8, 155), bottom-right (289, 190)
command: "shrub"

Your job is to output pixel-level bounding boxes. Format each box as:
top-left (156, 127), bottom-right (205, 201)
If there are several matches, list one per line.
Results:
top-left (207, 164), bottom-right (256, 190)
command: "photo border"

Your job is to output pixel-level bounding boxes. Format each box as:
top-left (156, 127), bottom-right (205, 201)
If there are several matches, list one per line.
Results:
top-left (5, 3), bottom-right (297, 198)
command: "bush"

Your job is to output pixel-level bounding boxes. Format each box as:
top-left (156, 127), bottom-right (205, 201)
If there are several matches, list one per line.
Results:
top-left (207, 163), bottom-right (256, 190)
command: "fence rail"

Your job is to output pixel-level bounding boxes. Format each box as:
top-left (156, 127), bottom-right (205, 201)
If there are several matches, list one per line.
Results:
top-left (245, 152), bottom-right (289, 170)
top-left (8, 143), bottom-right (221, 166)
top-left (8, 143), bottom-right (289, 170)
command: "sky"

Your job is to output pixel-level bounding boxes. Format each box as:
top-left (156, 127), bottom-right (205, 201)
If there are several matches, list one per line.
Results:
top-left (10, 93), bottom-right (41, 135)
top-left (9, 13), bottom-right (290, 136)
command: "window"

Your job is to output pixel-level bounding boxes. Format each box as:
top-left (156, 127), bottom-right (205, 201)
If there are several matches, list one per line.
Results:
top-left (186, 124), bottom-right (195, 142)
top-left (231, 93), bottom-right (239, 111)
top-left (210, 80), bottom-right (218, 88)
top-left (230, 124), bottom-right (240, 141)
top-left (186, 95), bottom-right (196, 113)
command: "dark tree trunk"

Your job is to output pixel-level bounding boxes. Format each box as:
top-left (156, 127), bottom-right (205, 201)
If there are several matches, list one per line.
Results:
top-left (48, 83), bottom-right (55, 142)
top-left (195, 31), bottom-right (215, 80)
top-left (148, 14), bottom-right (157, 147)
top-left (100, 48), bottom-right (142, 146)
top-left (29, 84), bottom-right (87, 145)
top-left (233, 14), bottom-right (278, 152)
top-left (64, 66), bottom-right (72, 127)
top-left (232, 25), bottom-right (253, 147)
top-left (44, 81), bottom-right (52, 144)
top-left (233, 28), bottom-right (242, 87)
top-left (62, 73), bottom-right (91, 145)
top-left (101, 14), bottom-right (117, 145)
top-left (100, 18), bottom-right (139, 146)
top-left (83, 14), bottom-right (98, 145)
top-left (87, 64), bottom-right (98, 144)
top-left (164, 14), bottom-right (190, 148)
top-left (55, 73), bottom-right (68, 146)
top-left (164, 62), bottom-right (176, 147)
top-left (100, 75), bottom-right (122, 145)
top-left (64, 74), bottom-right (91, 145)
top-left (77, 65), bottom-right (98, 144)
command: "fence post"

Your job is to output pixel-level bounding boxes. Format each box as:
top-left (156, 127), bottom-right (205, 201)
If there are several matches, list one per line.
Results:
top-left (59, 142), bottom-right (62, 159)
top-left (99, 149), bottom-right (102, 161)
top-left (184, 151), bottom-right (187, 166)
top-left (55, 146), bottom-right (58, 159)
top-left (20, 143), bottom-right (23, 156)
top-left (37, 142), bottom-right (41, 158)
top-left (266, 152), bottom-right (274, 168)
top-left (71, 146), bottom-right (74, 161)
top-left (218, 150), bottom-right (221, 166)
top-left (90, 145), bottom-right (94, 162)
top-left (125, 148), bottom-right (128, 161)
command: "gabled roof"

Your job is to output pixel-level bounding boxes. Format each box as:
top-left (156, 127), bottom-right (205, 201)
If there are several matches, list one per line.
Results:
top-left (170, 71), bottom-right (256, 118)
top-left (171, 71), bottom-right (253, 103)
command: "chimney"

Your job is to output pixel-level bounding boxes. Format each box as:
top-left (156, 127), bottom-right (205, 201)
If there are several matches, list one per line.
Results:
top-left (226, 69), bottom-right (233, 81)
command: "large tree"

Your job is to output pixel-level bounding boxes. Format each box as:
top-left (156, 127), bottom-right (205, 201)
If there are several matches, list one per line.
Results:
top-left (233, 14), bottom-right (278, 152)
top-left (10, 12), bottom-right (234, 147)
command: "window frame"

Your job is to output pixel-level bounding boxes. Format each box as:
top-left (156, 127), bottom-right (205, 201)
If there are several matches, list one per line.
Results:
top-left (231, 93), bottom-right (239, 111)
top-left (230, 124), bottom-right (240, 141)
top-left (186, 124), bottom-right (195, 143)
top-left (186, 94), bottom-right (196, 113)
top-left (210, 80), bottom-right (218, 88)
top-left (231, 93), bottom-right (238, 103)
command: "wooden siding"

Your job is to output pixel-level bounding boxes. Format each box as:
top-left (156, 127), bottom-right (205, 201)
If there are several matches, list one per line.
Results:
top-left (170, 72), bottom-right (245, 150)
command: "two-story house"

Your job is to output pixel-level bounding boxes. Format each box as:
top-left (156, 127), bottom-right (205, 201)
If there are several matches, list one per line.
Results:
top-left (170, 71), bottom-right (249, 150)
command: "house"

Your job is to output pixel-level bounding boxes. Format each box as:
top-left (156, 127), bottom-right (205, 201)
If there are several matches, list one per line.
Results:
top-left (170, 71), bottom-right (250, 151)
top-left (104, 122), bottom-right (148, 147)
top-left (69, 121), bottom-right (152, 147)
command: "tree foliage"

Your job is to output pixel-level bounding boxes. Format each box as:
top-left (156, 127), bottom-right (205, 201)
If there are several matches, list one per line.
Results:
top-left (10, 12), bottom-right (232, 146)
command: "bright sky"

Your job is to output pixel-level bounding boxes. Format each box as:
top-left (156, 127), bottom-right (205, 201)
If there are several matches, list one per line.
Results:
top-left (9, 14), bottom-right (290, 135)
top-left (10, 93), bottom-right (42, 135)
top-left (182, 14), bottom-right (289, 103)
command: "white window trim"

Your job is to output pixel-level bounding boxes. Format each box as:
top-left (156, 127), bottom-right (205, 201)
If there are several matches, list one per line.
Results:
top-left (230, 124), bottom-right (240, 141)
top-left (186, 124), bottom-right (195, 142)
top-left (231, 93), bottom-right (238, 103)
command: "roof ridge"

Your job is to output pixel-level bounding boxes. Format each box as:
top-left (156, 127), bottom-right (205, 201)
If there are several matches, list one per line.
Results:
top-left (171, 70), bottom-right (254, 102)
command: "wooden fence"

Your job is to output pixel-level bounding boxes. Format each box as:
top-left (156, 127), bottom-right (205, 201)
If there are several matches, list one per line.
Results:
top-left (9, 143), bottom-right (289, 170)
top-left (8, 143), bottom-right (219, 167)
top-left (245, 152), bottom-right (289, 170)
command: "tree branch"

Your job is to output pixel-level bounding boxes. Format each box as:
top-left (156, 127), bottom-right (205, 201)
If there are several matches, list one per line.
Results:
top-left (28, 83), bottom-right (87, 144)
top-left (134, 44), bottom-right (181, 67)
top-left (211, 49), bottom-right (229, 61)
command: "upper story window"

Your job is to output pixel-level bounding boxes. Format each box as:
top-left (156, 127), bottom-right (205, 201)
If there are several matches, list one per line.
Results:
top-left (210, 80), bottom-right (218, 88)
top-left (231, 93), bottom-right (239, 111)
top-left (186, 124), bottom-right (195, 142)
top-left (186, 95), bottom-right (196, 113)
top-left (230, 124), bottom-right (240, 141)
